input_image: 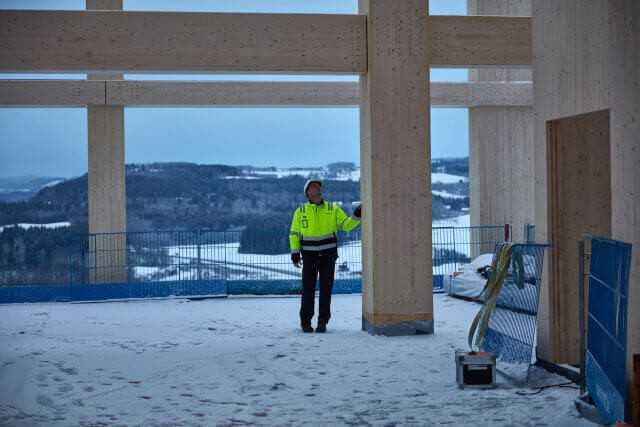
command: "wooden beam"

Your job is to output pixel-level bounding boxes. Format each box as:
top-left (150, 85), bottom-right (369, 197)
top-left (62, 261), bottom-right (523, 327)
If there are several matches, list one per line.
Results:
top-left (0, 80), bottom-right (105, 107)
top-left (467, 0), bottom-right (534, 243)
top-left (0, 10), bottom-right (367, 74)
top-left (0, 80), bottom-right (532, 107)
top-left (86, 0), bottom-right (122, 9)
top-left (431, 81), bottom-right (532, 107)
top-left (428, 16), bottom-right (532, 67)
top-left (106, 81), bottom-right (359, 107)
top-left (0, 12), bottom-right (531, 73)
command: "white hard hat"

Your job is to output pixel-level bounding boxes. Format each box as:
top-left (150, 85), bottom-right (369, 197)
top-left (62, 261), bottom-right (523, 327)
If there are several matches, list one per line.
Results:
top-left (304, 178), bottom-right (322, 195)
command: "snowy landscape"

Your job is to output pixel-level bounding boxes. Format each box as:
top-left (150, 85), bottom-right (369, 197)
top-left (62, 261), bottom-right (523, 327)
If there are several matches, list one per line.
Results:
top-left (0, 294), bottom-right (592, 426)
top-left (0, 160), bottom-right (470, 234)
top-left (0, 215), bottom-right (474, 284)
top-left (0, 162), bottom-right (473, 286)
top-left (131, 214), bottom-right (472, 283)
top-left (227, 167), bottom-right (468, 186)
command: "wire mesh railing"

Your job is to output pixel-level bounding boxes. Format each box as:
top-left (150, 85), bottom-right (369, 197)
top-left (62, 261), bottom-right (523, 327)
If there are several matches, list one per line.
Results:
top-left (432, 225), bottom-right (511, 290)
top-left (0, 225), bottom-right (84, 287)
top-left (1, 225), bottom-right (511, 294)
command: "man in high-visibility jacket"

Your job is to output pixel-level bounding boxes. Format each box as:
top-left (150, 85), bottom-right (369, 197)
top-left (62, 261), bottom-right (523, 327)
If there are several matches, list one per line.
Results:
top-left (289, 179), bottom-right (361, 333)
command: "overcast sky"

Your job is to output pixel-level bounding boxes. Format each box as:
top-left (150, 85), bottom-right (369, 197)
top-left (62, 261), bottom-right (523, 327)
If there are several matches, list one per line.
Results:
top-left (0, 0), bottom-right (469, 178)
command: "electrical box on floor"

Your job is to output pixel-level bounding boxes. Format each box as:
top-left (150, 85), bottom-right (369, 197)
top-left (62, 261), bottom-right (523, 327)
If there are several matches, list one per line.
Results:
top-left (455, 350), bottom-right (496, 389)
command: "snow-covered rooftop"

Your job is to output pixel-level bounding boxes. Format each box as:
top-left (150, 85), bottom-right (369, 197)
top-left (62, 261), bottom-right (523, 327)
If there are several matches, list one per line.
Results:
top-left (0, 294), bottom-right (592, 426)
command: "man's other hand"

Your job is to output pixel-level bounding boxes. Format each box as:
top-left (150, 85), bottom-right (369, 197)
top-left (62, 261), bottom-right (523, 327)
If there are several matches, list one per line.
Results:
top-left (354, 205), bottom-right (362, 219)
top-left (291, 252), bottom-right (302, 268)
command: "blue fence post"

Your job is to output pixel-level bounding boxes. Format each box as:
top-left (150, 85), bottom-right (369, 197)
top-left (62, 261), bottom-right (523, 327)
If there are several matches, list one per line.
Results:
top-left (197, 229), bottom-right (202, 282)
top-left (125, 232), bottom-right (130, 283)
top-left (68, 254), bottom-right (73, 286)
top-left (525, 224), bottom-right (535, 243)
top-left (452, 228), bottom-right (457, 271)
top-left (578, 238), bottom-right (587, 394)
top-left (224, 231), bottom-right (228, 283)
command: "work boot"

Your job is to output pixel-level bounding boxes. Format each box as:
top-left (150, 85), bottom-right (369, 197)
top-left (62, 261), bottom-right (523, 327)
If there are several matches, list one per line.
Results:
top-left (301, 323), bottom-right (314, 333)
top-left (315, 322), bottom-right (327, 333)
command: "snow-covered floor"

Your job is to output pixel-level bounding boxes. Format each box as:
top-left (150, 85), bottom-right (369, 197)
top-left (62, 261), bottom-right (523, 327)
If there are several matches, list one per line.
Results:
top-left (0, 294), bottom-right (593, 427)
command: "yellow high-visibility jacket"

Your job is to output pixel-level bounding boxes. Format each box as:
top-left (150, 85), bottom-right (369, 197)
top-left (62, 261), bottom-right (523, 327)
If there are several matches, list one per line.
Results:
top-left (289, 200), bottom-right (360, 254)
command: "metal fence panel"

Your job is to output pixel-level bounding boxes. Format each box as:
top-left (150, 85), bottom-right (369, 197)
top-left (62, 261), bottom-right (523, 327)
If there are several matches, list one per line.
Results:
top-left (482, 243), bottom-right (548, 363)
top-left (586, 237), bottom-right (631, 424)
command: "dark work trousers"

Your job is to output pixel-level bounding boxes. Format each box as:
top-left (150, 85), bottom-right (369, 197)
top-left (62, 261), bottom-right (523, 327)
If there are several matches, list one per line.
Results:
top-left (300, 251), bottom-right (338, 326)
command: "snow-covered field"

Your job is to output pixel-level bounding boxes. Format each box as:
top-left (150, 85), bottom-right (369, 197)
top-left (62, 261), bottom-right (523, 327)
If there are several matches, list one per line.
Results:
top-left (223, 168), bottom-right (361, 182)
top-left (0, 294), bottom-right (591, 427)
top-left (244, 168), bottom-right (361, 182)
top-left (151, 241), bottom-right (362, 281)
top-left (432, 190), bottom-right (466, 200)
top-left (42, 180), bottom-right (65, 188)
top-left (0, 222), bottom-right (71, 233)
top-left (432, 173), bottom-right (468, 184)
top-left (434, 214), bottom-right (470, 228)
top-left (222, 168), bottom-right (467, 185)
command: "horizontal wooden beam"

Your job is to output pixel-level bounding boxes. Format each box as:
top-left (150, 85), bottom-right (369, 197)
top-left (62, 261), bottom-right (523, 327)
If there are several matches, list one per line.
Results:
top-left (431, 81), bottom-right (531, 107)
top-left (0, 10), bottom-right (367, 74)
top-left (0, 12), bottom-right (532, 74)
top-left (106, 81), bottom-right (360, 107)
top-left (0, 80), bottom-right (532, 108)
top-left (428, 16), bottom-right (532, 67)
top-left (0, 80), bottom-right (105, 107)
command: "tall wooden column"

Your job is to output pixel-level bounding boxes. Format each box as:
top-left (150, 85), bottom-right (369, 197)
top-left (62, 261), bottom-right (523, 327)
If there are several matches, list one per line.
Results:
top-left (468, 0), bottom-right (534, 243)
top-left (87, 0), bottom-right (127, 283)
top-left (359, 0), bottom-right (433, 335)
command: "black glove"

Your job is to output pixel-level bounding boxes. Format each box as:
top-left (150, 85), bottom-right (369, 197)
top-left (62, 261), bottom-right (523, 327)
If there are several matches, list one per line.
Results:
top-left (353, 205), bottom-right (362, 219)
top-left (291, 252), bottom-right (302, 267)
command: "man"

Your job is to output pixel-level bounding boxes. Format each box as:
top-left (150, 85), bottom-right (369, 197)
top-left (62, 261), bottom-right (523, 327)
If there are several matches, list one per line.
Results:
top-left (289, 179), bottom-right (362, 333)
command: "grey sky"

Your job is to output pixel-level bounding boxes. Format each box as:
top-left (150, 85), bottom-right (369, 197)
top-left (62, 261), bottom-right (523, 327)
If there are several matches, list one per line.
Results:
top-left (0, 0), bottom-right (468, 178)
